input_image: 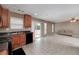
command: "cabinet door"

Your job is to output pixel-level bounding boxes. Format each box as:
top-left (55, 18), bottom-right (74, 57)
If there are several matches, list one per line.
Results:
top-left (0, 5), bottom-right (2, 27)
top-left (12, 34), bottom-right (20, 49)
top-left (12, 33), bottom-right (26, 49)
top-left (28, 16), bottom-right (32, 27)
top-left (24, 15), bottom-right (32, 28)
top-left (19, 33), bottom-right (26, 47)
top-left (0, 5), bottom-right (2, 16)
top-left (2, 8), bottom-right (9, 27)
top-left (0, 50), bottom-right (8, 55)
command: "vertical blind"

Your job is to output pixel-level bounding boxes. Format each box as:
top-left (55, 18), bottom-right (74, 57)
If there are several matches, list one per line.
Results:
top-left (10, 16), bottom-right (23, 29)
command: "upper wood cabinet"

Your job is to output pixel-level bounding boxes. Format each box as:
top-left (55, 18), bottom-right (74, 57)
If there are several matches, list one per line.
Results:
top-left (0, 5), bottom-right (2, 16)
top-left (24, 14), bottom-right (32, 28)
top-left (2, 8), bottom-right (10, 27)
top-left (0, 5), bottom-right (10, 28)
top-left (0, 5), bottom-right (2, 27)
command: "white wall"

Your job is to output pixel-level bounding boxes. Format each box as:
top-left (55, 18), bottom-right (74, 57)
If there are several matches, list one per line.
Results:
top-left (55, 21), bottom-right (79, 34)
top-left (47, 22), bottom-right (52, 35)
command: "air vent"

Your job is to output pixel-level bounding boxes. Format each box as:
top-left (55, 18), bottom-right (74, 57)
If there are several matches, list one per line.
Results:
top-left (17, 9), bottom-right (24, 12)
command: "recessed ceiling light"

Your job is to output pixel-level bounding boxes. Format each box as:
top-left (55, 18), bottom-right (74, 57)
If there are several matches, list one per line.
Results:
top-left (34, 13), bottom-right (38, 16)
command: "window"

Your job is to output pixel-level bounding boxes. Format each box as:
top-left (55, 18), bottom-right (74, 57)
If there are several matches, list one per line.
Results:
top-left (44, 23), bottom-right (47, 35)
top-left (35, 24), bottom-right (40, 30)
top-left (52, 24), bottom-right (54, 32)
top-left (10, 16), bottom-right (23, 29)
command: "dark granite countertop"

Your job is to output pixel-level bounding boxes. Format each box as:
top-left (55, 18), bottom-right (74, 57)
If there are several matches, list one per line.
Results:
top-left (0, 29), bottom-right (31, 33)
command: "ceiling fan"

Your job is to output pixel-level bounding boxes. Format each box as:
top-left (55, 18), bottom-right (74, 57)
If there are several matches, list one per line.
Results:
top-left (70, 17), bottom-right (79, 22)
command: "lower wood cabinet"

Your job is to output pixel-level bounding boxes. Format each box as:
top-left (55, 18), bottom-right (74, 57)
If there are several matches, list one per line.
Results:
top-left (12, 32), bottom-right (26, 49)
top-left (0, 50), bottom-right (8, 55)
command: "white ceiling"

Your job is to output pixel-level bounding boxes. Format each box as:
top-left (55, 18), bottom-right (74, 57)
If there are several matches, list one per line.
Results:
top-left (2, 4), bottom-right (79, 23)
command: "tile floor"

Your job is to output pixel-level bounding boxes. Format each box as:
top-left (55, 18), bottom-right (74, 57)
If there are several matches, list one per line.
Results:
top-left (22, 34), bottom-right (79, 55)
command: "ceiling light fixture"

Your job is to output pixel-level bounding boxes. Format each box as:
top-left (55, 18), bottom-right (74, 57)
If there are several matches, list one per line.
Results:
top-left (70, 19), bottom-right (76, 22)
top-left (70, 17), bottom-right (78, 23)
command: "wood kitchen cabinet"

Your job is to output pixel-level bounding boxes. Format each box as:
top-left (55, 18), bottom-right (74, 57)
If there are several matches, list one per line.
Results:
top-left (2, 8), bottom-right (10, 27)
top-left (24, 14), bottom-right (32, 28)
top-left (0, 50), bottom-right (8, 55)
top-left (19, 33), bottom-right (26, 46)
top-left (12, 32), bottom-right (26, 49)
top-left (0, 5), bottom-right (2, 16)
top-left (12, 34), bottom-right (19, 49)
top-left (0, 5), bottom-right (10, 28)
top-left (0, 5), bottom-right (2, 27)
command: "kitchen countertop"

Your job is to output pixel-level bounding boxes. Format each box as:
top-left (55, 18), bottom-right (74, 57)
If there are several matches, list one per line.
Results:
top-left (0, 29), bottom-right (31, 33)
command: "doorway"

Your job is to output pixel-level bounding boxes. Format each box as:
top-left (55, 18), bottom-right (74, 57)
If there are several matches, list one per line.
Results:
top-left (35, 23), bottom-right (41, 38)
